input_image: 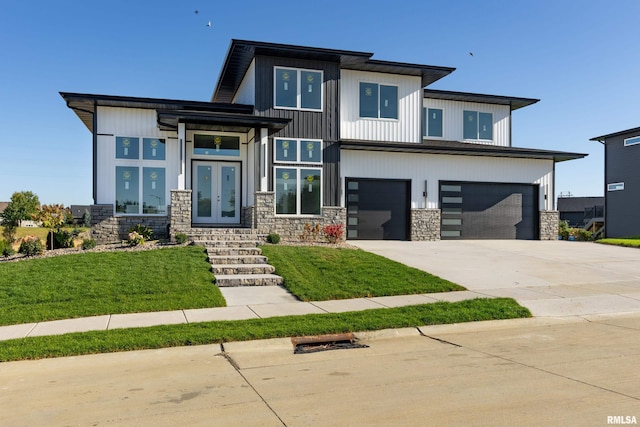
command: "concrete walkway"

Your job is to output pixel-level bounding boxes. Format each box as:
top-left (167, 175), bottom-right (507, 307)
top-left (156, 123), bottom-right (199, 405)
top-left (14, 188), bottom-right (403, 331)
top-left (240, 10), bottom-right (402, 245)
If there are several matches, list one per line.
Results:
top-left (0, 286), bottom-right (482, 341)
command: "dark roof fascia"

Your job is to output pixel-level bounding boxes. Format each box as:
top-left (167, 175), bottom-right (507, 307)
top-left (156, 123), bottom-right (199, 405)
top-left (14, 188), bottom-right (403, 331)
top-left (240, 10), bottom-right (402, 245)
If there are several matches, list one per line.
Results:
top-left (589, 126), bottom-right (640, 142)
top-left (212, 39), bottom-right (455, 102)
top-left (156, 109), bottom-right (290, 133)
top-left (424, 89), bottom-right (539, 111)
top-left (340, 139), bottom-right (587, 163)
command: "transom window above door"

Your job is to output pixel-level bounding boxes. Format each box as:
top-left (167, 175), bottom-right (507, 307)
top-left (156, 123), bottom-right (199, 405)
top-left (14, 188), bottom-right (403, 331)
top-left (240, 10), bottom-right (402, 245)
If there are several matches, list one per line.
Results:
top-left (193, 134), bottom-right (240, 156)
top-left (274, 67), bottom-right (323, 111)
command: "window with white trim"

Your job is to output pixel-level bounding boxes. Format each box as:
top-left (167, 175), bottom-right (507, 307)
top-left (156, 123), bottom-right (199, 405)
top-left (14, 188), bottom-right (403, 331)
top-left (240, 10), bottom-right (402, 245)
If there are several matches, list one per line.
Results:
top-left (274, 67), bottom-right (323, 111)
top-left (608, 182), bottom-right (624, 192)
top-left (463, 110), bottom-right (493, 140)
top-left (360, 82), bottom-right (398, 119)
top-left (115, 136), bottom-right (167, 215)
top-left (273, 138), bottom-right (322, 215)
top-left (624, 136), bottom-right (640, 147)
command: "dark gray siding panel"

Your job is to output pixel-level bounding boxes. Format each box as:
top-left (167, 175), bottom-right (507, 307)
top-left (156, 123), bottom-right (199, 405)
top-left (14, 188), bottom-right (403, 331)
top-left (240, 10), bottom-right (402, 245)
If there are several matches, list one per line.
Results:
top-left (323, 141), bottom-right (340, 206)
top-left (605, 135), bottom-right (640, 237)
top-left (254, 55), bottom-right (339, 142)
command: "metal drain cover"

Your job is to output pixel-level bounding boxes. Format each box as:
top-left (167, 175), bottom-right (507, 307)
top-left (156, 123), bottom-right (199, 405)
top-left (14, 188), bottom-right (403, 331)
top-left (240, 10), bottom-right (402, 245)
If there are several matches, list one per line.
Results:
top-left (291, 333), bottom-right (369, 354)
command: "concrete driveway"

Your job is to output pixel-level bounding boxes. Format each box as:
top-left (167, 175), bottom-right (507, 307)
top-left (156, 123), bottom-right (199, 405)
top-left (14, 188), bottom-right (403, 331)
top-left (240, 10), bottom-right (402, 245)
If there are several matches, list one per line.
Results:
top-left (352, 240), bottom-right (640, 317)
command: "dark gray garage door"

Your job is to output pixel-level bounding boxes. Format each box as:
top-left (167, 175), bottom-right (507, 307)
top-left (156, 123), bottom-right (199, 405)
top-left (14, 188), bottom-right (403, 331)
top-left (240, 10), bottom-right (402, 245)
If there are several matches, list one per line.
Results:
top-left (440, 181), bottom-right (539, 240)
top-left (346, 179), bottom-right (410, 240)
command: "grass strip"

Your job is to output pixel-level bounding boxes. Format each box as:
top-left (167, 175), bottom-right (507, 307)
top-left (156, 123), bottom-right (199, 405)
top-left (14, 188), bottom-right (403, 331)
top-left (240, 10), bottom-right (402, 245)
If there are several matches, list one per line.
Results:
top-left (0, 246), bottom-right (224, 326)
top-left (597, 238), bottom-right (640, 248)
top-left (0, 298), bottom-right (530, 362)
top-left (261, 245), bottom-right (464, 301)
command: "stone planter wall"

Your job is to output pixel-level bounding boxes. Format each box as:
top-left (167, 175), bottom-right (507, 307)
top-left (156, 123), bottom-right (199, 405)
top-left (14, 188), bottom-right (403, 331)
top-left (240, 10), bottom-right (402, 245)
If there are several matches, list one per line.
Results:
top-left (253, 192), bottom-right (346, 242)
top-left (410, 209), bottom-right (441, 241)
top-left (89, 204), bottom-right (169, 244)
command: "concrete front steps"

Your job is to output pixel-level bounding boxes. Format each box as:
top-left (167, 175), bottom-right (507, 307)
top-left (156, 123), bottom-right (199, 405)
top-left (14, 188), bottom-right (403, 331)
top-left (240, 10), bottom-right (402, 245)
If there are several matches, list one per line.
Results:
top-left (189, 228), bottom-right (283, 287)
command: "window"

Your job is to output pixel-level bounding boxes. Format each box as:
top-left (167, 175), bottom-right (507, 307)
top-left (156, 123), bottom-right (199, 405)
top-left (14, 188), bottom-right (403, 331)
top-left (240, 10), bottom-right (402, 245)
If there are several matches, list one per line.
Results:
top-left (274, 67), bottom-right (322, 111)
top-left (423, 108), bottom-right (443, 138)
top-left (194, 134), bottom-right (240, 156)
top-left (463, 111), bottom-right (493, 140)
top-left (114, 136), bottom-right (166, 215)
top-left (273, 138), bottom-right (322, 215)
top-left (360, 82), bottom-right (398, 119)
top-left (608, 182), bottom-right (625, 192)
top-left (624, 136), bottom-right (640, 147)
top-left (275, 167), bottom-right (322, 215)
top-left (274, 138), bottom-right (322, 164)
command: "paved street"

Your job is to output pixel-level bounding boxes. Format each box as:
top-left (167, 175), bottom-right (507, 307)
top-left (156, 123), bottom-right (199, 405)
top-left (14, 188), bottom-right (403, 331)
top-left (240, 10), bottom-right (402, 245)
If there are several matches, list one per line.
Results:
top-left (1, 314), bottom-right (639, 426)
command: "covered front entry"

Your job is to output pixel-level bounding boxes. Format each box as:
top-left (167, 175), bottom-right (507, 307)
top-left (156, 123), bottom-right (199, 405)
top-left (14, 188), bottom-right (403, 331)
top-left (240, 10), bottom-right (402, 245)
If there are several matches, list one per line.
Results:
top-left (192, 161), bottom-right (240, 224)
top-left (440, 181), bottom-right (539, 240)
top-left (345, 178), bottom-right (410, 240)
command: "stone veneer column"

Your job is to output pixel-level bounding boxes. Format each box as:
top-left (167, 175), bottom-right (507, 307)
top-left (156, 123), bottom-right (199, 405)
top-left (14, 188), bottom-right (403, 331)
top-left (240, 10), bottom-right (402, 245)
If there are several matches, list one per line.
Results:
top-left (539, 210), bottom-right (559, 240)
top-left (170, 190), bottom-right (192, 236)
top-left (410, 209), bottom-right (441, 241)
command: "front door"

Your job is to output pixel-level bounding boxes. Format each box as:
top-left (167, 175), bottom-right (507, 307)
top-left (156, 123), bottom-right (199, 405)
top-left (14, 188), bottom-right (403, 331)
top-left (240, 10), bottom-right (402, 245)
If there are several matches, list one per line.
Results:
top-left (192, 161), bottom-right (240, 224)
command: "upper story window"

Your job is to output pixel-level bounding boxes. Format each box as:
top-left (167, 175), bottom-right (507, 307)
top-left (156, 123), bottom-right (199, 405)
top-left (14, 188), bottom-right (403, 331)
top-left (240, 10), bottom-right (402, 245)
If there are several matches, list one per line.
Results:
top-left (624, 136), bottom-right (640, 147)
top-left (274, 138), bottom-right (322, 164)
top-left (360, 82), bottom-right (398, 119)
top-left (274, 67), bottom-right (323, 111)
top-left (422, 108), bottom-right (443, 138)
top-left (463, 111), bottom-right (493, 141)
top-left (194, 134), bottom-right (240, 157)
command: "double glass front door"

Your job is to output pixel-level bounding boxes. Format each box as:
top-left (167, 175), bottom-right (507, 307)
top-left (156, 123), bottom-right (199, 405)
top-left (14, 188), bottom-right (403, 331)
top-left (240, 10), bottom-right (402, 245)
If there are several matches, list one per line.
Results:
top-left (192, 161), bottom-right (240, 224)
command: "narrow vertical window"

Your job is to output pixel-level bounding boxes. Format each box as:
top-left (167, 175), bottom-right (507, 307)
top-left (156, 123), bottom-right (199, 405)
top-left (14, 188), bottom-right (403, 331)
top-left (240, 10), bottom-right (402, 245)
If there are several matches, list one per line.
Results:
top-left (275, 68), bottom-right (297, 108)
top-left (379, 85), bottom-right (398, 119)
top-left (275, 168), bottom-right (298, 214)
top-left (359, 82), bottom-right (378, 118)
top-left (300, 169), bottom-right (321, 215)
top-left (300, 70), bottom-right (322, 110)
top-left (116, 166), bottom-right (139, 214)
top-left (478, 112), bottom-right (493, 140)
top-left (427, 108), bottom-right (443, 137)
top-left (143, 167), bottom-right (166, 214)
top-left (463, 111), bottom-right (477, 139)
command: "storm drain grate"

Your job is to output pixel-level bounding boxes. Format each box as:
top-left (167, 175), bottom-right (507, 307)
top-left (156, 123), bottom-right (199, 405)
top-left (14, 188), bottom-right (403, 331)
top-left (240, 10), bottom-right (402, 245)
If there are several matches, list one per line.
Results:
top-left (292, 333), bottom-right (369, 354)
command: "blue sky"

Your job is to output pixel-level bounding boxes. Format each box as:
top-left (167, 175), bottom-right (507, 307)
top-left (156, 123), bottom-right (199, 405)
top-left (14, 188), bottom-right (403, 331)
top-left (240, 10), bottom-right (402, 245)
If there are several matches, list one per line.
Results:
top-left (1, 0), bottom-right (639, 206)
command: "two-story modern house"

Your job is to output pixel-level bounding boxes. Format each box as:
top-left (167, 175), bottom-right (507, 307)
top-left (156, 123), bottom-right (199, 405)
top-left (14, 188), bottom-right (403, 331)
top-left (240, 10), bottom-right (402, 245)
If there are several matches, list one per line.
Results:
top-left (62, 39), bottom-right (585, 243)
top-left (591, 126), bottom-right (640, 238)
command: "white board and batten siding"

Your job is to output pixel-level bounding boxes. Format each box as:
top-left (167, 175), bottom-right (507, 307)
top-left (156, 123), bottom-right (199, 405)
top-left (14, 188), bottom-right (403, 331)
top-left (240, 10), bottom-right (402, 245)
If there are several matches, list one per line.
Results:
top-left (341, 150), bottom-right (554, 210)
top-left (232, 59), bottom-right (256, 105)
top-left (424, 98), bottom-right (511, 147)
top-left (340, 69), bottom-right (422, 143)
top-left (95, 107), bottom-right (179, 206)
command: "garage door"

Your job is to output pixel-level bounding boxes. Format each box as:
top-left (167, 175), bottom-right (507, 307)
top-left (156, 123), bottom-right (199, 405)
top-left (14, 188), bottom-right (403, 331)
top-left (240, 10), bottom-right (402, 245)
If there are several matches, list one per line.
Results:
top-left (440, 181), bottom-right (539, 240)
top-left (346, 179), bottom-right (410, 240)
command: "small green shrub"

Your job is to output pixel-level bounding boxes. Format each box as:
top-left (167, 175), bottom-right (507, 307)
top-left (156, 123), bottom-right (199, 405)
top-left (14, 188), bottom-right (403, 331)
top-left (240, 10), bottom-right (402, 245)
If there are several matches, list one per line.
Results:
top-left (19, 236), bottom-right (44, 256)
top-left (82, 209), bottom-right (91, 228)
top-left (175, 233), bottom-right (189, 244)
top-left (0, 240), bottom-right (15, 257)
top-left (127, 231), bottom-right (145, 247)
top-left (558, 220), bottom-right (570, 240)
top-left (266, 233), bottom-right (281, 244)
top-left (1, 224), bottom-right (17, 244)
top-left (573, 228), bottom-right (593, 241)
top-left (46, 230), bottom-right (75, 250)
top-left (128, 224), bottom-right (153, 240)
top-left (81, 238), bottom-right (97, 250)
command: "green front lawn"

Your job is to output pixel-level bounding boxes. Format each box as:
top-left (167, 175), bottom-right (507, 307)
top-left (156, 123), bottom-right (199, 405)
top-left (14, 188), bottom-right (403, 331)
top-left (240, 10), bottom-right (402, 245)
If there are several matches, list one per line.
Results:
top-left (261, 245), bottom-right (464, 301)
top-left (597, 237), bottom-right (640, 248)
top-left (0, 298), bottom-right (531, 361)
top-left (0, 246), bottom-right (224, 326)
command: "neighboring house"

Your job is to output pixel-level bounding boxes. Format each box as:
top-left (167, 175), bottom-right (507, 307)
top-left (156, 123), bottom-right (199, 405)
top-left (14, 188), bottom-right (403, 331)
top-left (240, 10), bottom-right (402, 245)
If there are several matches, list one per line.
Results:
top-left (557, 196), bottom-right (604, 228)
top-left (61, 40), bottom-right (585, 244)
top-left (591, 127), bottom-right (640, 238)
top-left (70, 205), bottom-right (91, 224)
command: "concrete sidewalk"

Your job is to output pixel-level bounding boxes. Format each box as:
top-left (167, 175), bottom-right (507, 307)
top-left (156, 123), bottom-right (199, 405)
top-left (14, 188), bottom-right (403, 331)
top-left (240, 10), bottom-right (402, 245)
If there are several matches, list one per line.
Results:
top-left (0, 286), bottom-right (486, 341)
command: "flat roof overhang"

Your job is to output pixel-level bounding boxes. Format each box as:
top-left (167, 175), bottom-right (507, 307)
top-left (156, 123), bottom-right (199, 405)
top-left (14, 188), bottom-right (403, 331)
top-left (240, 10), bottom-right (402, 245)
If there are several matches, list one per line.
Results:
top-left (60, 92), bottom-right (254, 132)
top-left (156, 110), bottom-right (290, 134)
top-left (424, 89), bottom-right (539, 111)
top-left (340, 139), bottom-right (587, 163)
